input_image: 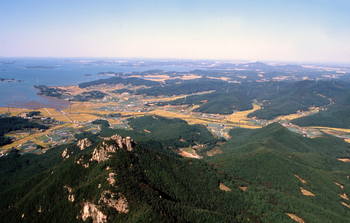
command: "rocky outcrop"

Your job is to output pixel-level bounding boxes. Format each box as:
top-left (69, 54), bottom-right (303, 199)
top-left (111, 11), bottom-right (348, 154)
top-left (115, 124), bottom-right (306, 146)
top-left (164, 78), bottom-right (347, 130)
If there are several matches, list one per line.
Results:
top-left (64, 185), bottom-right (75, 202)
top-left (77, 138), bottom-right (92, 150)
top-left (103, 135), bottom-right (135, 152)
top-left (68, 194), bottom-right (75, 202)
top-left (77, 155), bottom-right (90, 168)
top-left (107, 173), bottom-right (116, 186)
top-left (90, 144), bottom-right (117, 163)
top-left (90, 134), bottom-right (136, 163)
top-left (80, 191), bottom-right (129, 222)
top-left (62, 148), bottom-right (68, 158)
top-left (81, 202), bottom-right (107, 223)
top-left (99, 191), bottom-right (129, 214)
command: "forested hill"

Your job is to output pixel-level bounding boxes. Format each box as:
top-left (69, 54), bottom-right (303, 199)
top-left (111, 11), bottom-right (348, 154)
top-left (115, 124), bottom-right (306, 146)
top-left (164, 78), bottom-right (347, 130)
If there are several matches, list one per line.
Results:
top-left (136, 78), bottom-right (225, 96)
top-left (0, 135), bottom-right (248, 222)
top-left (75, 75), bottom-right (350, 120)
top-left (78, 76), bottom-right (160, 88)
top-left (2, 122), bottom-right (350, 222)
top-left (247, 80), bottom-right (350, 120)
top-left (290, 81), bottom-right (350, 128)
top-left (93, 115), bottom-right (223, 156)
top-left (144, 79), bottom-right (349, 119)
top-left (207, 123), bottom-right (350, 222)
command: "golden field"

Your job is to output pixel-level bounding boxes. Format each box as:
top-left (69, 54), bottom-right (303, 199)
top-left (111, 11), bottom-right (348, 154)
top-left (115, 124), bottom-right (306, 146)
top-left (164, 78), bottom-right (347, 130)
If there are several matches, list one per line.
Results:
top-left (279, 107), bottom-right (319, 121)
top-left (226, 104), bottom-right (262, 128)
top-left (1, 123), bottom-right (75, 150)
top-left (310, 126), bottom-right (350, 133)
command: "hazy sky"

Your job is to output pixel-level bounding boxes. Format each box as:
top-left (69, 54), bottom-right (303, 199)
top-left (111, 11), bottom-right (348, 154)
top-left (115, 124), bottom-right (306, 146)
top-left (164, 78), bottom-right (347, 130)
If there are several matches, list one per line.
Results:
top-left (1, 0), bottom-right (350, 63)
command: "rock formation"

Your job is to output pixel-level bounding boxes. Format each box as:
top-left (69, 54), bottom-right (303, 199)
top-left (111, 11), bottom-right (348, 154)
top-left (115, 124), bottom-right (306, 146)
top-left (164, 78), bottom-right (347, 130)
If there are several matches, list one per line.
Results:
top-left (99, 191), bottom-right (129, 214)
top-left (90, 134), bottom-right (136, 163)
top-left (81, 202), bottom-right (107, 223)
top-left (64, 185), bottom-right (75, 202)
top-left (90, 144), bottom-right (117, 163)
top-left (61, 148), bottom-right (68, 158)
top-left (76, 155), bottom-right (90, 168)
top-left (106, 173), bottom-right (116, 186)
top-left (103, 134), bottom-right (135, 152)
top-left (77, 138), bottom-right (92, 150)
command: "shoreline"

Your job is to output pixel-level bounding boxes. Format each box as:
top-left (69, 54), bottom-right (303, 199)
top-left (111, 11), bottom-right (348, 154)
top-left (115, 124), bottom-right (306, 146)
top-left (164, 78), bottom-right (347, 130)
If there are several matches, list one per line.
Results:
top-left (5, 95), bottom-right (72, 110)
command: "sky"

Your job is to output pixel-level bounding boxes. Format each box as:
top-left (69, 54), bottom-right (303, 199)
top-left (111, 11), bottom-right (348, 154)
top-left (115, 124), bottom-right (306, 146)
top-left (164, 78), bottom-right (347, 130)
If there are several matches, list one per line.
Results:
top-left (1, 0), bottom-right (350, 63)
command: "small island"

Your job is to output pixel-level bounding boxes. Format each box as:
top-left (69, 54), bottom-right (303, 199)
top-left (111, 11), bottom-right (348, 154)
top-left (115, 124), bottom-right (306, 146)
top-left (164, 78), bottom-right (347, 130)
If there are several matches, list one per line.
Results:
top-left (24, 66), bottom-right (57, 69)
top-left (0, 78), bottom-right (15, 82)
top-left (97, 71), bottom-right (122, 76)
top-left (84, 74), bottom-right (92, 76)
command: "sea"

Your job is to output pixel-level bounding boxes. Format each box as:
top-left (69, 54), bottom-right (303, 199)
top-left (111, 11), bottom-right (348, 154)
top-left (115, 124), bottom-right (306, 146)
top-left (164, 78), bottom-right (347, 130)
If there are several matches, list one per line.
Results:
top-left (0, 58), bottom-right (198, 109)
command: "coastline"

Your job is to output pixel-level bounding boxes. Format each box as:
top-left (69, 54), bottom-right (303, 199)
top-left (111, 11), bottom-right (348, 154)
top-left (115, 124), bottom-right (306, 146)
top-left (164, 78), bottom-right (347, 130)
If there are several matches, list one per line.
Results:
top-left (6, 95), bottom-right (72, 110)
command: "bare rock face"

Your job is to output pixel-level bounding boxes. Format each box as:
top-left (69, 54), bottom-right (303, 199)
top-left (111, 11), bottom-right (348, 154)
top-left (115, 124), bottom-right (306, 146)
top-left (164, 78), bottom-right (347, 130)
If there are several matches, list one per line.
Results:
top-left (99, 191), bottom-right (129, 214)
top-left (107, 173), bottom-right (116, 186)
top-left (79, 192), bottom-right (129, 222)
top-left (77, 155), bottom-right (90, 168)
top-left (125, 137), bottom-right (133, 152)
top-left (61, 148), bottom-right (68, 158)
top-left (90, 144), bottom-right (117, 163)
top-left (64, 185), bottom-right (75, 202)
top-left (103, 134), bottom-right (135, 152)
top-left (81, 202), bottom-right (107, 223)
top-left (68, 194), bottom-right (75, 202)
top-left (90, 134), bottom-right (136, 163)
top-left (77, 138), bottom-right (92, 150)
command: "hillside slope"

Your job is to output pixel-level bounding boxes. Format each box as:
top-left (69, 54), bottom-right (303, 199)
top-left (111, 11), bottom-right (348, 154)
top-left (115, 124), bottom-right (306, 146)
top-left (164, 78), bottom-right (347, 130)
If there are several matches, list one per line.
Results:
top-left (207, 123), bottom-right (350, 222)
top-left (0, 135), bottom-right (250, 222)
top-left (2, 122), bottom-right (350, 222)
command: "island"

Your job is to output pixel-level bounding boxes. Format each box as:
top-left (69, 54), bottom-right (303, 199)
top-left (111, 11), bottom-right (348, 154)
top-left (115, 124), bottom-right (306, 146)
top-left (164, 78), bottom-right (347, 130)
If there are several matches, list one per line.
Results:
top-left (0, 78), bottom-right (15, 82)
top-left (24, 66), bottom-right (57, 69)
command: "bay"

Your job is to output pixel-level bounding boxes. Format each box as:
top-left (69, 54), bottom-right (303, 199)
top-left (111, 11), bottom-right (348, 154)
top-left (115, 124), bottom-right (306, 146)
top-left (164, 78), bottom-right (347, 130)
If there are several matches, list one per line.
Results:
top-left (0, 58), bottom-right (199, 109)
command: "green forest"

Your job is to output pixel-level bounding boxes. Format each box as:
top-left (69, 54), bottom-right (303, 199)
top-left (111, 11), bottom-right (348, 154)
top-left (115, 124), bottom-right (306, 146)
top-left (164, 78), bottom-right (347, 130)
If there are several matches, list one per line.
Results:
top-left (78, 76), bottom-right (160, 88)
top-left (156, 92), bottom-right (252, 114)
top-left (1, 114), bottom-right (350, 222)
top-left (94, 115), bottom-right (223, 156)
top-left (292, 107), bottom-right (350, 128)
top-left (34, 85), bottom-right (70, 99)
top-left (69, 90), bottom-right (107, 102)
top-left (142, 79), bottom-right (350, 121)
top-left (207, 123), bottom-right (350, 222)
